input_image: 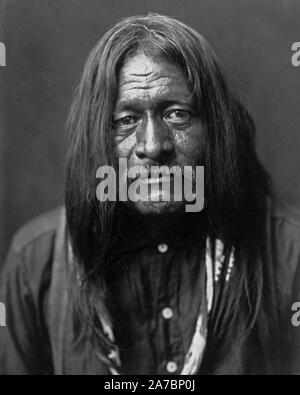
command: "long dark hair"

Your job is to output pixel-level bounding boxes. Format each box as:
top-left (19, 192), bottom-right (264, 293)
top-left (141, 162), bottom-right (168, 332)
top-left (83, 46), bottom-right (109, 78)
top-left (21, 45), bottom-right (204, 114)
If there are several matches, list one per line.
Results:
top-left (65, 13), bottom-right (273, 370)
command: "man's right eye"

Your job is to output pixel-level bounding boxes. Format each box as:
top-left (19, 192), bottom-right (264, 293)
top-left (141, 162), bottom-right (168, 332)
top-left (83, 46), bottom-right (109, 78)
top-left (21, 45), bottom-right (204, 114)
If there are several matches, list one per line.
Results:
top-left (114, 115), bottom-right (138, 130)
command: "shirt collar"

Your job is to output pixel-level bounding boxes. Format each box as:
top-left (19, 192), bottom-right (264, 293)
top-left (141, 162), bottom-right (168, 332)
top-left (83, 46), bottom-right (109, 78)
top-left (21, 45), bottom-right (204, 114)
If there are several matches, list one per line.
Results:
top-left (111, 206), bottom-right (207, 258)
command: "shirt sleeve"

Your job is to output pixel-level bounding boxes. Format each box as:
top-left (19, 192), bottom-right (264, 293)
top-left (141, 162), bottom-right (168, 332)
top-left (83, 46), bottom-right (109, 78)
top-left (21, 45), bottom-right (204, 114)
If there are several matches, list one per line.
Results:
top-left (271, 206), bottom-right (300, 374)
top-left (289, 225), bottom-right (300, 374)
top-left (0, 232), bottom-right (54, 375)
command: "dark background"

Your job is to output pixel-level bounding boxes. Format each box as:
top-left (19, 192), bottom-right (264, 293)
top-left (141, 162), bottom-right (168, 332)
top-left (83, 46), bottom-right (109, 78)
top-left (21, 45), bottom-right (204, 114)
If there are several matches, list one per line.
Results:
top-left (0, 0), bottom-right (300, 263)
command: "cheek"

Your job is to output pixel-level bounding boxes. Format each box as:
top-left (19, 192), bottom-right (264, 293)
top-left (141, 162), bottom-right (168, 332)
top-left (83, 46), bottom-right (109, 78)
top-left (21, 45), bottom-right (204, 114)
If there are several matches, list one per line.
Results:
top-left (115, 133), bottom-right (137, 158)
top-left (173, 125), bottom-right (203, 163)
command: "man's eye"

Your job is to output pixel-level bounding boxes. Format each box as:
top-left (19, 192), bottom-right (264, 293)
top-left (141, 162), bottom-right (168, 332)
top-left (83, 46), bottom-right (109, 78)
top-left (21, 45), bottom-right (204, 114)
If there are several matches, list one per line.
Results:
top-left (165, 109), bottom-right (191, 124)
top-left (114, 116), bottom-right (138, 130)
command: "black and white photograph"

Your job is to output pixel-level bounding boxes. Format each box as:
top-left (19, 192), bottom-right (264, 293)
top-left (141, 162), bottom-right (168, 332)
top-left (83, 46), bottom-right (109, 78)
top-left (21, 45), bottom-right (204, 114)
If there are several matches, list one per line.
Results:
top-left (0, 0), bottom-right (300, 378)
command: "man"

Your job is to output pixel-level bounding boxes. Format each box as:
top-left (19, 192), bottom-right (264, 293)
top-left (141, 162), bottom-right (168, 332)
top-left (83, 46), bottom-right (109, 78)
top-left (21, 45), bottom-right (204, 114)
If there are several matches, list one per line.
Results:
top-left (1, 13), bottom-right (300, 375)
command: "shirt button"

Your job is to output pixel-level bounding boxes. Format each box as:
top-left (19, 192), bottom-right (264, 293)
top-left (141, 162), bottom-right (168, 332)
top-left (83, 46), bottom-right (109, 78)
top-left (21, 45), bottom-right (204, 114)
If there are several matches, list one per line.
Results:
top-left (166, 361), bottom-right (178, 373)
top-left (162, 307), bottom-right (173, 320)
top-left (158, 243), bottom-right (168, 253)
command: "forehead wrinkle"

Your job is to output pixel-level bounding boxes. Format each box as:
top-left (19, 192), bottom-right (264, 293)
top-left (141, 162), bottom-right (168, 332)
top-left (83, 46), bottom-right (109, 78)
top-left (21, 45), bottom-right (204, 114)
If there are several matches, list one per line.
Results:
top-left (117, 55), bottom-right (192, 109)
top-left (130, 72), bottom-right (152, 77)
top-left (119, 79), bottom-right (173, 93)
top-left (119, 57), bottom-right (183, 87)
top-left (117, 80), bottom-right (192, 109)
top-left (118, 80), bottom-right (192, 100)
top-left (119, 72), bottom-right (174, 88)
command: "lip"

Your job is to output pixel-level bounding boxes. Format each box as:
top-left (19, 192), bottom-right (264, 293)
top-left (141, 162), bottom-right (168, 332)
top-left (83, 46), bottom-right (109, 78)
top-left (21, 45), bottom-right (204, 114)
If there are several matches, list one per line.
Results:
top-left (138, 176), bottom-right (174, 184)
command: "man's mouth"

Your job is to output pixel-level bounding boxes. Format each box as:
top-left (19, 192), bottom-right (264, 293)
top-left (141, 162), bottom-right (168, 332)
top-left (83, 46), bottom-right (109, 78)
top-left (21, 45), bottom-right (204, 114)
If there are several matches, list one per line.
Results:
top-left (138, 174), bottom-right (174, 185)
top-left (132, 173), bottom-right (176, 202)
top-left (130, 171), bottom-right (176, 183)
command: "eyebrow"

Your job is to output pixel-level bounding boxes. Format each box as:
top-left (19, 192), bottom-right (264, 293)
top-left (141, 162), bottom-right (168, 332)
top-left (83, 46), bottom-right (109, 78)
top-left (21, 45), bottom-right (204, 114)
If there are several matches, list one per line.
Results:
top-left (114, 96), bottom-right (195, 113)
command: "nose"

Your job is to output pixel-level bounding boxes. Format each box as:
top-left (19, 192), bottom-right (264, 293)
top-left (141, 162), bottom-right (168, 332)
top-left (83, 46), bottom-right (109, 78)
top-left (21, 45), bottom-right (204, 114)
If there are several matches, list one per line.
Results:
top-left (135, 116), bottom-right (175, 163)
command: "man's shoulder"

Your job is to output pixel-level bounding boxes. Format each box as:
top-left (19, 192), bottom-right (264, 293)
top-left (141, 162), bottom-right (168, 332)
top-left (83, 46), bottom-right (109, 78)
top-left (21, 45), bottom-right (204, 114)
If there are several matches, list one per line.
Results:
top-left (268, 198), bottom-right (300, 285)
top-left (2, 207), bottom-right (66, 302)
top-left (10, 207), bottom-right (64, 255)
top-left (270, 198), bottom-right (300, 232)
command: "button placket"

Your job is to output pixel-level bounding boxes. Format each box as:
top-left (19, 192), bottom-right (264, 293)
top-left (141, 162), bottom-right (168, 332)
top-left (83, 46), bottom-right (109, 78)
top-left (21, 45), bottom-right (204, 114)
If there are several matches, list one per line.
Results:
top-left (155, 245), bottom-right (185, 375)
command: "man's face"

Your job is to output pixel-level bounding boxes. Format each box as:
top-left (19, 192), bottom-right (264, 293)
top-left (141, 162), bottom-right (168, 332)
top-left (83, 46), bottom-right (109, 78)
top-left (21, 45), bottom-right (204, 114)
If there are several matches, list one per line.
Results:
top-left (114, 52), bottom-right (203, 215)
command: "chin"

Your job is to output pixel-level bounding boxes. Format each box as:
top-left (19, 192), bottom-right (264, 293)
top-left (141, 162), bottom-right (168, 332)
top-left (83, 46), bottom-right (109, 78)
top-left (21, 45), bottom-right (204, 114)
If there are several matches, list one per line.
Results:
top-left (130, 200), bottom-right (185, 216)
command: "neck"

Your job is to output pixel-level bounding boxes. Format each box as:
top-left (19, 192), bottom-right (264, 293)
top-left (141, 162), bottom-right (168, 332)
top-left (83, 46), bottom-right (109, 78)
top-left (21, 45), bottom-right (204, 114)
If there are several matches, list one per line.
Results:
top-left (116, 204), bottom-right (205, 242)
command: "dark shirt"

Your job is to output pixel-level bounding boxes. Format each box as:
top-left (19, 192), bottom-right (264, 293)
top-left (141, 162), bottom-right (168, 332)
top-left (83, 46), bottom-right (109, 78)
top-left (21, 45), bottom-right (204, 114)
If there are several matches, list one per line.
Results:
top-left (0, 199), bottom-right (300, 375)
top-left (106, 214), bottom-right (207, 374)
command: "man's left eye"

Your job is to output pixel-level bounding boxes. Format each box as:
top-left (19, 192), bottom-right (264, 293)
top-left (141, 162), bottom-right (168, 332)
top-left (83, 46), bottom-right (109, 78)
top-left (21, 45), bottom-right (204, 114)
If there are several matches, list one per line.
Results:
top-left (165, 109), bottom-right (191, 124)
